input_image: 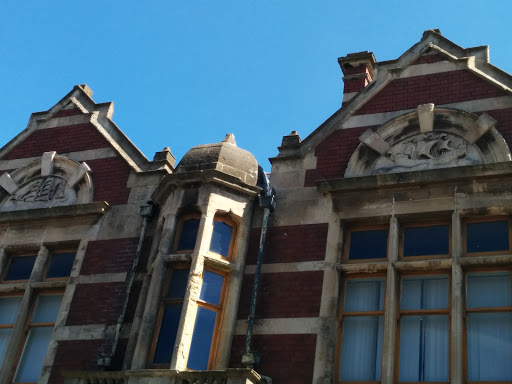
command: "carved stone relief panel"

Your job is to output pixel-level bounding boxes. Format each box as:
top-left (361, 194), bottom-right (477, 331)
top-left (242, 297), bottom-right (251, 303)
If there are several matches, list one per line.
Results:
top-left (344, 107), bottom-right (512, 178)
top-left (0, 152), bottom-right (93, 211)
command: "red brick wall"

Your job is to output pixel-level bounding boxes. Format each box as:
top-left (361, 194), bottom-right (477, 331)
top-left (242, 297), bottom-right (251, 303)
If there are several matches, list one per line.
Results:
top-left (230, 334), bottom-right (316, 383)
top-left (246, 224), bottom-right (328, 265)
top-left (2, 123), bottom-right (110, 160)
top-left (237, 271), bottom-right (323, 319)
top-left (355, 70), bottom-right (506, 115)
top-left (80, 238), bottom-right (138, 275)
top-left (66, 282), bottom-right (126, 325)
top-left (304, 126), bottom-right (369, 186)
top-left (87, 157), bottom-right (132, 205)
top-left (49, 339), bottom-right (105, 384)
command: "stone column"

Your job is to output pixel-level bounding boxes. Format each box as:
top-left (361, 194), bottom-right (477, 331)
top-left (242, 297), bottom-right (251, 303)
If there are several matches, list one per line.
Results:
top-left (451, 211), bottom-right (463, 384)
top-left (313, 214), bottom-right (341, 384)
top-left (381, 216), bottom-right (398, 384)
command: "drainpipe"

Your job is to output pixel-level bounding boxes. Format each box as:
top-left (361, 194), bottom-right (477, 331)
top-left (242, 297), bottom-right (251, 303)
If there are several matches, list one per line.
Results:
top-left (242, 166), bottom-right (276, 371)
top-left (97, 201), bottom-right (156, 368)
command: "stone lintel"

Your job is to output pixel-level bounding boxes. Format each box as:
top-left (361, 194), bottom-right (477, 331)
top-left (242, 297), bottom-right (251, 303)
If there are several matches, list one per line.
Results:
top-left (417, 103), bottom-right (435, 133)
top-left (464, 113), bottom-right (497, 144)
top-left (41, 151), bottom-right (56, 176)
top-left (359, 129), bottom-right (390, 155)
top-left (0, 173), bottom-right (18, 195)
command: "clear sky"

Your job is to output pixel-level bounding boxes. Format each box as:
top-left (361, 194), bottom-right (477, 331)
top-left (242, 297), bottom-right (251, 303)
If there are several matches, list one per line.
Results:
top-left (1, 1), bottom-right (511, 170)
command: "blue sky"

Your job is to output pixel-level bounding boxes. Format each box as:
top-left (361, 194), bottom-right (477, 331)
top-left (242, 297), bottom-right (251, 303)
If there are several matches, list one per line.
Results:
top-left (1, 1), bottom-right (511, 170)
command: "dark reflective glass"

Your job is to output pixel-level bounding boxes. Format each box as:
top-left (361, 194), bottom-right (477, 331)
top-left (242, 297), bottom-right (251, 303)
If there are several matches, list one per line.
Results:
top-left (403, 225), bottom-right (449, 257)
top-left (187, 307), bottom-right (216, 370)
top-left (5, 256), bottom-right (36, 281)
top-left (199, 271), bottom-right (224, 305)
top-left (467, 220), bottom-right (509, 253)
top-left (46, 252), bottom-right (75, 278)
top-left (153, 304), bottom-right (183, 364)
top-left (349, 230), bottom-right (388, 260)
top-left (209, 221), bottom-right (233, 257)
top-left (177, 218), bottom-right (199, 251)
top-left (167, 269), bottom-right (189, 299)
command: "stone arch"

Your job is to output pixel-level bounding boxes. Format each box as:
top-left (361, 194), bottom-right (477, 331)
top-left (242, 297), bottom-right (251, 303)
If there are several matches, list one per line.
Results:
top-left (0, 152), bottom-right (93, 211)
top-left (344, 106), bottom-right (511, 177)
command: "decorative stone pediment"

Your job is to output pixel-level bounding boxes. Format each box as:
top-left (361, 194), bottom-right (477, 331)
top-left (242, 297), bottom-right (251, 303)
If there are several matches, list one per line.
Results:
top-left (345, 106), bottom-right (512, 177)
top-left (0, 152), bottom-right (93, 211)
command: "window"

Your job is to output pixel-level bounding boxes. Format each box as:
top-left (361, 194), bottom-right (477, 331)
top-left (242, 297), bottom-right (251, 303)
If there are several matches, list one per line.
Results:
top-left (174, 215), bottom-right (200, 253)
top-left (466, 271), bottom-right (512, 381)
top-left (465, 219), bottom-right (510, 255)
top-left (401, 224), bottom-right (450, 258)
top-left (338, 277), bottom-right (385, 382)
top-left (3, 255), bottom-right (36, 281)
top-left (13, 293), bottom-right (63, 383)
top-left (187, 269), bottom-right (226, 370)
top-left (150, 267), bottom-right (189, 367)
top-left (0, 248), bottom-right (74, 383)
top-left (345, 227), bottom-right (388, 261)
top-left (398, 275), bottom-right (449, 382)
top-left (209, 218), bottom-right (234, 258)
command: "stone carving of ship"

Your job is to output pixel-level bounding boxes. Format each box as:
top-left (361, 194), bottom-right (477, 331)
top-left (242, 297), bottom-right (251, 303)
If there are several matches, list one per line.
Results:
top-left (388, 133), bottom-right (467, 167)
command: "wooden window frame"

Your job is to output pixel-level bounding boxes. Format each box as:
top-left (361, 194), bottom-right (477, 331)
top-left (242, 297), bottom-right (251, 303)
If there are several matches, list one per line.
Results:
top-left (1, 253), bottom-right (38, 284)
top-left (188, 267), bottom-right (228, 370)
top-left (10, 290), bottom-right (63, 384)
top-left (399, 221), bottom-right (451, 261)
top-left (343, 226), bottom-right (389, 263)
top-left (395, 272), bottom-right (451, 384)
top-left (148, 263), bottom-right (190, 368)
top-left (336, 274), bottom-right (386, 384)
top-left (463, 217), bottom-right (512, 257)
top-left (463, 268), bottom-right (512, 383)
top-left (208, 215), bottom-right (237, 260)
top-left (173, 214), bottom-right (201, 254)
top-left (42, 249), bottom-right (76, 282)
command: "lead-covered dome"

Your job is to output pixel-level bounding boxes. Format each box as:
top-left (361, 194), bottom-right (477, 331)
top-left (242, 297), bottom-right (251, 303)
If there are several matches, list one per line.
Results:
top-left (176, 134), bottom-right (258, 186)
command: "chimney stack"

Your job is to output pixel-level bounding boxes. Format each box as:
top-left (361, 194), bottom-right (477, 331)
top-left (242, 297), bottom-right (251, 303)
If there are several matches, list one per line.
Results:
top-left (338, 51), bottom-right (376, 95)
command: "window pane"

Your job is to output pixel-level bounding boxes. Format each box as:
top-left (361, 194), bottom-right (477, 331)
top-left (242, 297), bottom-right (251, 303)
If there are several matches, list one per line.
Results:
top-left (187, 307), bottom-right (217, 370)
top-left (14, 327), bottom-right (53, 382)
top-left (209, 221), bottom-right (233, 257)
top-left (46, 252), bottom-right (75, 278)
top-left (5, 256), bottom-right (36, 281)
top-left (32, 295), bottom-right (63, 323)
top-left (153, 304), bottom-right (182, 365)
top-left (199, 271), bottom-right (224, 306)
top-left (177, 218), bottom-right (200, 251)
top-left (399, 315), bottom-right (449, 382)
top-left (344, 279), bottom-right (384, 312)
top-left (348, 229), bottom-right (388, 260)
top-left (403, 225), bottom-right (449, 257)
top-left (467, 220), bottom-right (509, 253)
top-left (0, 329), bottom-right (12, 367)
top-left (467, 312), bottom-right (512, 381)
top-left (167, 269), bottom-right (190, 299)
top-left (340, 316), bottom-right (383, 381)
top-left (467, 272), bottom-right (510, 308)
top-left (401, 276), bottom-right (449, 310)
top-left (0, 297), bottom-right (22, 324)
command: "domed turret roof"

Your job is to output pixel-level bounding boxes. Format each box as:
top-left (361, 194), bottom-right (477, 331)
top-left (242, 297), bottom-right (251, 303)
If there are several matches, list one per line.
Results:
top-left (176, 134), bottom-right (258, 186)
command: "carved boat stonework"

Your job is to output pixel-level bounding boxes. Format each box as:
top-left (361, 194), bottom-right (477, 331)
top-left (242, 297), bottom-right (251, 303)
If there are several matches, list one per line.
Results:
top-left (373, 132), bottom-right (481, 174)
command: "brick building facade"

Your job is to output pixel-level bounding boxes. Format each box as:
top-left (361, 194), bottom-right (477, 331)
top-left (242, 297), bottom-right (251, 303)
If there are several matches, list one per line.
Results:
top-left (0, 29), bottom-right (511, 384)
